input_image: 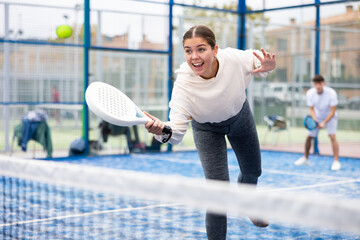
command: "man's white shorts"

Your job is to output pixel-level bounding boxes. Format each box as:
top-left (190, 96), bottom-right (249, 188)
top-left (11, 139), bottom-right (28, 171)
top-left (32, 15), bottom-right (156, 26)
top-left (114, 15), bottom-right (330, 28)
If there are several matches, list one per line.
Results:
top-left (308, 117), bottom-right (337, 137)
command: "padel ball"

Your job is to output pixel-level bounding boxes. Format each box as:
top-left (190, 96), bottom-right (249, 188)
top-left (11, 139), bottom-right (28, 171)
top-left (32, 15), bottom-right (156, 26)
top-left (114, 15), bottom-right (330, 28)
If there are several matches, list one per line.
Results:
top-left (56, 25), bottom-right (72, 39)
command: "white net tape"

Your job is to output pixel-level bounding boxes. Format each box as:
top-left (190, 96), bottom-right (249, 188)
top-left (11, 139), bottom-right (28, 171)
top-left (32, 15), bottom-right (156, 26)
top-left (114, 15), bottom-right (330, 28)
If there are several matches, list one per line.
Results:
top-left (0, 155), bottom-right (360, 234)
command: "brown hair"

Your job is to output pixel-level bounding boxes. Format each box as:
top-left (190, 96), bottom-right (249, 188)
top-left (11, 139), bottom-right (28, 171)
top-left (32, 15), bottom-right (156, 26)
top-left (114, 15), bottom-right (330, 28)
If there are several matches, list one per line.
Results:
top-left (182, 25), bottom-right (216, 49)
top-left (313, 75), bottom-right (325, 83)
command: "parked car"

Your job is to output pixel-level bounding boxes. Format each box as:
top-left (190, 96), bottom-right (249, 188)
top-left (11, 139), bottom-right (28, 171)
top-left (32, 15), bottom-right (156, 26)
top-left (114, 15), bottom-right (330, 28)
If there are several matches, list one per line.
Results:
top-left (337, 93), bottom-right (348, 109)
top-left (348, 96), bottom-right (360, 110)
top-left (254, 96), bottom-right (283, 107)
top-left (251, 83), bottom-right (284, 107)
top-left (260, 83), bottom-right (302, 105)
top-left (251, 82), bottom-right (300, 106)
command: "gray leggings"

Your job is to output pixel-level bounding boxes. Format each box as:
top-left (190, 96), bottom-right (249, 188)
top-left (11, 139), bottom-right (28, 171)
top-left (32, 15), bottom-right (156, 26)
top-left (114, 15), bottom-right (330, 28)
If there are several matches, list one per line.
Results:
top-left (192, 100), bottom-right (262, 240)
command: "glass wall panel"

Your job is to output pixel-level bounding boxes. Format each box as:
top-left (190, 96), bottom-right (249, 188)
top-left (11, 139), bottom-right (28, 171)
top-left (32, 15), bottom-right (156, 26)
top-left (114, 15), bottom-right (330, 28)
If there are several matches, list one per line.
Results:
top-left (1, 0), bottom-right (359, 156)
top-left (91, 0), bottom-right (169, 50)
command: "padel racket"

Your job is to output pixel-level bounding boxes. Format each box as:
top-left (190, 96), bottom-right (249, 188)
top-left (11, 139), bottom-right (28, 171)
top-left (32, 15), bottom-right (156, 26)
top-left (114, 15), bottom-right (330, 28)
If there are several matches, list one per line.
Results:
top-left (303, 115), bottom-right (318, 130)
top-left (85, 82), bottom-right (172, 142)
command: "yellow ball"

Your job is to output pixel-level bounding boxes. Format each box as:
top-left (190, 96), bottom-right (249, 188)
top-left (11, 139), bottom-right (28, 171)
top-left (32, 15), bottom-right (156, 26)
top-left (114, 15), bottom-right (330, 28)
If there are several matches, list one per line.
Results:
top-left (56, 25), bottom-right (72, 39)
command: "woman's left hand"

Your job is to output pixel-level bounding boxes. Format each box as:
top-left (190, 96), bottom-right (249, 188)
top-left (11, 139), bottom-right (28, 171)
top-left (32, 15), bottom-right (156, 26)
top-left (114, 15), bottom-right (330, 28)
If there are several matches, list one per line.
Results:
top-left (252, 48), bottom-right (276, 73)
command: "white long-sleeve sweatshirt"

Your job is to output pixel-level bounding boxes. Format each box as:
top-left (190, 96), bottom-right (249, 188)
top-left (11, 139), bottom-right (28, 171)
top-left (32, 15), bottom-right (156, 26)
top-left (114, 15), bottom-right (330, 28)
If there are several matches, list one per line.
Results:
top-left (155, 48), bottom-right (273, 145)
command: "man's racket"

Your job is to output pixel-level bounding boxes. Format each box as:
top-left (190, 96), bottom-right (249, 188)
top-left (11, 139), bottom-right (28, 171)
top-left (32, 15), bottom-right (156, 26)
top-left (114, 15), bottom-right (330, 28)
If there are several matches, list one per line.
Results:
top-left (85, 82), bottom-right (172, 142)
top-left (303, 115), bottom-right (318, 130)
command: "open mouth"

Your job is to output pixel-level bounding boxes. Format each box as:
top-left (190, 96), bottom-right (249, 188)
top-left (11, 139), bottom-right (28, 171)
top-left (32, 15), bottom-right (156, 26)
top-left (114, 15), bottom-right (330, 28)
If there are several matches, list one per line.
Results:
top-left (192, 62), bottom-right (204, 70)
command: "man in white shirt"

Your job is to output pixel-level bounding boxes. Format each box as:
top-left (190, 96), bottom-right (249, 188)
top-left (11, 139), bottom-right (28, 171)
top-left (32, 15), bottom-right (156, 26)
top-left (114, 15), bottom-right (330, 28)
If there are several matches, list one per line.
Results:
top-left (295, 75), bottom-right (340, 170)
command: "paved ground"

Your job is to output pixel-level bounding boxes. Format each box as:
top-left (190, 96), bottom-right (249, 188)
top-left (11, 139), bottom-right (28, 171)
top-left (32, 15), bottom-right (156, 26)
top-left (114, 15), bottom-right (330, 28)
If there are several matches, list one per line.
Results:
top-left (5, 140), bottom-right (360, 160)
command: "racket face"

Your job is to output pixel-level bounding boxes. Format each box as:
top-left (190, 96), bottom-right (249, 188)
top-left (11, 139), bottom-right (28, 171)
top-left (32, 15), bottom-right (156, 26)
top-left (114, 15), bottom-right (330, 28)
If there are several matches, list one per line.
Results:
top-left (86, 82), bottom-right (151, 126)
top-left (303, 115), bottom-right (317, 130)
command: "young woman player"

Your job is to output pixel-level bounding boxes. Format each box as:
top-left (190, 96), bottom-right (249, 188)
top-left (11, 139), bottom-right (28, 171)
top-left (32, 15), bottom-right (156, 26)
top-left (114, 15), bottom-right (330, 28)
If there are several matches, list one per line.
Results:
top-left (145, 25), bottom-right (276, 240)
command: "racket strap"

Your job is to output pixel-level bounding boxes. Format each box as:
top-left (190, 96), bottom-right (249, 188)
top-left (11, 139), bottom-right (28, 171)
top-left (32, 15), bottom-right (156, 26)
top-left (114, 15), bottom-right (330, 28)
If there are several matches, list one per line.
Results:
top-left (161, 126), bottom-right (172, 143)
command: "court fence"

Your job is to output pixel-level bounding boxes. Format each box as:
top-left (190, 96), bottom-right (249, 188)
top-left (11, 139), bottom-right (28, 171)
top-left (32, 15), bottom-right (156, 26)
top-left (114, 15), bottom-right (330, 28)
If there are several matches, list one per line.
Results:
top-left (1, 0), bottom-right (359, 158)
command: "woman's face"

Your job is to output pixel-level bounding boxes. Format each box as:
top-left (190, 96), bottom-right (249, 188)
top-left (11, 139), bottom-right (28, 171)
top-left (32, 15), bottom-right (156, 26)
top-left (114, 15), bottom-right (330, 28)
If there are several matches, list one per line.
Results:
top-left (183, 37), bottom-right (218, 79)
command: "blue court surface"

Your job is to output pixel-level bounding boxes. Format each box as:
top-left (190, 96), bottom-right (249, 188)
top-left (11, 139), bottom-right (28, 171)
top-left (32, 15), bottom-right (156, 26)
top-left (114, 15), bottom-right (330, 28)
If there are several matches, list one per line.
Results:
top-left (54, 150), bottom-right (360, 240)
top-left (59, 149), bottom-right (360, 196)
top-left (2, 150), bottom-right (360, 239)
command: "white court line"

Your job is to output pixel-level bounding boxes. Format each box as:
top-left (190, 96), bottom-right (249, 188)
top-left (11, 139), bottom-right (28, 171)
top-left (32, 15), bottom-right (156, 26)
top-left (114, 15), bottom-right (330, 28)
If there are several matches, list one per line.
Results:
top-left (136, 154), bottom-right (354, 181)
top-left (263, 178), bottom-right (360, 192)
top-left (136, 154), bottom-right (200, 165)
top-left (136, 154), bottom-right (359, 193)
top-left (0, 203), bottom-right (180, 227)
top-left (261, 168), bottom-right (351, 181)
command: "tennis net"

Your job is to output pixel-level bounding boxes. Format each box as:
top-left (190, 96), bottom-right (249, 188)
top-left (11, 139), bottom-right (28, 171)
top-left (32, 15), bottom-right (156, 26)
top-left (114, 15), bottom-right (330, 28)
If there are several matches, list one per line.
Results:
top-left (1, 155), bottom-right (360, 239)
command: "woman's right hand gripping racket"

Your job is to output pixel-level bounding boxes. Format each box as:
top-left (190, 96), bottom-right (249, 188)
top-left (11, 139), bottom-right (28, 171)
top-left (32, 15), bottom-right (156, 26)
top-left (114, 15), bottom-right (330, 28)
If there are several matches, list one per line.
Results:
top-left (85, 82), bottom-right (172, 143)
top-left (303, 115), bottom-right (319, 130)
